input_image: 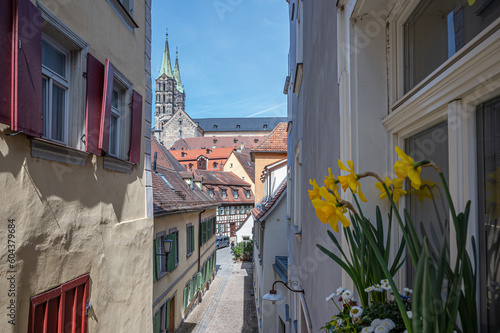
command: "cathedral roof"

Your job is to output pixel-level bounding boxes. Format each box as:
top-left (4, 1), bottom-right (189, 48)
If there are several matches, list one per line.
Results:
top-left (174, 49), bottom-right (184, 93)
top-left (192, 117), bottom-right (287, 133)
top-left (170, 147), bottom-right (236, 162)
top-left (160, 32), bottom-right (174, 78)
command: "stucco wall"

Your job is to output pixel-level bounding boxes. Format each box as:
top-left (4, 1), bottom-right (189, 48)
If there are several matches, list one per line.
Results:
top-left (153, 209), bottom-right (217, 330)
top-left (286, 0), bottom-right (343, 331)
top-left (0, 0), bottom-right (152, 331)
top-left (255, 194), bottom-right (288, 333)
top-left (224, 153), bottom-right (255, 194)
top-left (253, 153), bottom-right (287, 203)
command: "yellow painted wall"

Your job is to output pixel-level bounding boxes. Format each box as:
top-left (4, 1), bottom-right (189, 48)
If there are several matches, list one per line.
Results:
top-left (224, 153), bottom-right (255, 194)
top-left (153, 209), bottom-right (217, 331)
top-left (253, 153), bottom-right (287, 203)
top-left (0, 0), bottom-right (152, 332)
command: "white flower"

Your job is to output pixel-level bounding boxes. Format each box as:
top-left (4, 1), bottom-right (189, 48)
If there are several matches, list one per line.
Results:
top-left (371, 319), bottom-right (382, 327)
top-left (364, 286), bottom-right (374, 293)
top-left (361, 327), bottom-right (375, 333)
top-left (404, 287), bottom-right (413, 294)
top-left (406, 311), bottom-right (412, 319)
top-left (374, 326), bottom-right (389, 333)
top-left (336, 287), bottom-right (346, 294)
top-left (350, 306), bottom-right (363, 318)
top-left (380, 279), bottom-right (389, 284)
top-left (373, 284), bottom-right (383, 292)
top-left (381, 319), bottom-right (396, 330)
top-left (341, 289), bottom-right (353, 300)
top-left (381, 284), bottom-right (391, 291)
top-left (326, 292), bottom-right (337, 302)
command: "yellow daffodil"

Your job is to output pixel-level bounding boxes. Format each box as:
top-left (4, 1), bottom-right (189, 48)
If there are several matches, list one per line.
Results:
top-left (375, 177), bottom-right (407, 203)
top-left (311, 187), bottom-right (350, 233)
top-left (415, 181), bottom-right (436, 202)
top-left (468, 0), bottom-right (476, 5)
top-left (394, 146), bottom-right (422, 190)
top-left (324, 167), bottom-right (340, 198)
top-left (308, 179), bottom-right (321, 200)
top-left (337, 160), bottom-right (367, 202)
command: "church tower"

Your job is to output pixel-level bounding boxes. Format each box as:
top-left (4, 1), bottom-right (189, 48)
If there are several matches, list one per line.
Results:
top-left (154, 32), bottom-right (185, 144)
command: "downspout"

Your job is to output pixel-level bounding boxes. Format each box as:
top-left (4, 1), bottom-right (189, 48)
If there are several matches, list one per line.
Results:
top-left (198, 209), bottom-right (205, 272)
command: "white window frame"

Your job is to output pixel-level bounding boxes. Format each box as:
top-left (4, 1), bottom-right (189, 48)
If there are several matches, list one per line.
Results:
top-left (383, 1), bottom-right (500, 292)
top-left (41, 35), bottom-right (70, 145)
top-left (31, 2), bottom-right (90, 166)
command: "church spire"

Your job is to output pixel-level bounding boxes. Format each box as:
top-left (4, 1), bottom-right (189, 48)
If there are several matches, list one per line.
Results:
top-left (174, 48), bottom-right (184, 93)
top-left (160, 29), bottom-right (173, 78)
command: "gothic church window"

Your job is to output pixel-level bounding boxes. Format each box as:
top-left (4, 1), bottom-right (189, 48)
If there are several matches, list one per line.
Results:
top-left (163, 95), bottom-right (165, 102)
top-left (179, 130), bottom-right (182, 138)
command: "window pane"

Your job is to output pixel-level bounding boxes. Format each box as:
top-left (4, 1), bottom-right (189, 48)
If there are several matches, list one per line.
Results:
top-left (110, 114), bottom-right (119, 156)
top-left (51, 84), bottom-right (66, 142)
top-left (405, 121), bottom-right (449, 283)
top-left (42, 40), bottom-right (66, 78)
top-left (478, 96), bottom-right (500, 332)
top-left (112, 89), bottom-right (120, 110)
top-left (404, 0), bottom-right (500, 92)
top-left (42, 77), bottom-right (48, 136)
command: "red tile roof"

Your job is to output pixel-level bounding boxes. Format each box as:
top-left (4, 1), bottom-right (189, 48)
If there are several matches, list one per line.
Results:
top-left (252, 180), bottom-right (287, 221)
top-left (170, 147), bottom-right (236, 162)
top-left (194, 170), bottom-right (254, 205)
top-left (170, 135), bottom-right (268, 150)
top-left (151, 136), bottom-right (186, 171)
top-left (153, 165), bottom-right (218, 216)
top-left (251, 122), bottom-right (288, 153)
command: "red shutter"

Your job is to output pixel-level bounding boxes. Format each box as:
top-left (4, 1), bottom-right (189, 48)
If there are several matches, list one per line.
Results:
top-left (28, 274), bottom-right (89, 333)
top-left (98, 59), bottom-right (114, 153)
top-left (129, 90), bottom-right (143, 164)
top-left (85, 53), bottom-right (105, 155)
top-left (0, 0), bottom-right (14, 124)
top-left (12, 0), bottom-right (43, 137)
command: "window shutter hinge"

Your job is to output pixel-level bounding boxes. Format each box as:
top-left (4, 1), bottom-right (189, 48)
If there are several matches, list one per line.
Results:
top-left (83, 72), bottom-right (87, 78)
top-left (86, 301), bottom-right (92, 316)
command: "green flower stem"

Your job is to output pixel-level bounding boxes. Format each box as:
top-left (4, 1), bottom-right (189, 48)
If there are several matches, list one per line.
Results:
top-left (351, 194), bottom-right (412, 331)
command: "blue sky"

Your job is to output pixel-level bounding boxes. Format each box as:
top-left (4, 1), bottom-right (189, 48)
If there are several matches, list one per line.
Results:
top-left (150, 0), bottom-right (289, 122)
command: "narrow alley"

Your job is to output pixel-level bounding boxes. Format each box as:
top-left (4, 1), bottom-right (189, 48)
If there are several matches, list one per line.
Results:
top-left (178, 247), bottom-right (258, 333)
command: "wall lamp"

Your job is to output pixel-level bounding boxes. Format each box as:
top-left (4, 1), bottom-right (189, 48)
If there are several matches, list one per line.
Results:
top-left (262, 281), bottom-right (304, 304)
top-left (156, 239), bottom-right (173, 259)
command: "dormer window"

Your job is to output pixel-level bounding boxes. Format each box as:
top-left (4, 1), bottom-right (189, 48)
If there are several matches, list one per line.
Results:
top-left (221, 190), bottom-right (227, 199)
top-left (263, 124), bottom-right (268, 129)
top-left (236, 125), bottom-right (240, 129)
top-left (181, 151), bottom-right (187, 157)
top-left (213, 125), bottom-right (218, 129)
top-left (244, 189), bottom-right (250, 199)
top-left (213, 162), bottom-right (218, 169)
top-left (254, 139), bottom-right (258, 143)
top-left (234, 139), bottom-right (238, 143)
top-left (188, 163), bottom-right (193, 171)
top-left (206, 148), bottom-right (211, 154)
top-left (213, 138), bottom-right (217, 143)
top-left (209, 189), bottom-right (214, 197)
top-left (233, 190), bottom-right (238, 199)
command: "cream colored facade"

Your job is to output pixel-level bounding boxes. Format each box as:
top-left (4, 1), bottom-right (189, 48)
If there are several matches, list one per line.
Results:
top-left (153, 210), bottom-right (217, 331)
top-left (224, 152), bottom-right (255, 194)
top-left (253, 153), bottom-right (287, 203)
top-left (0, 0), bottom-right (153, 332)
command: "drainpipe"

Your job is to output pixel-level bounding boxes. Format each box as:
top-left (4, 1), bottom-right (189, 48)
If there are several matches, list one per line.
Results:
top-left (198, 209), bottom-right (206, 272)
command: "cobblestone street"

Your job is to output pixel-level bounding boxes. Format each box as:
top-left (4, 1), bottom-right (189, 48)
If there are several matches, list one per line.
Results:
top-left (178, 247), bottom-right (258, 333)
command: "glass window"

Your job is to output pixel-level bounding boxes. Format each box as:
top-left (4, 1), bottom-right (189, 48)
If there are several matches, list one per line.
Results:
top-left (404, 0), bottom-right (500, 92)
top-left (221, 190), bottom-right (227, 199)
top-left (477, 96), bottom-right (500, 332)
top-left (109, 88), bottom-right (121, 157)
top-left (42, 38), bottom-right (69, 144)
top-left (233, 190), bottom-right (238, 199)
top-left (405, 121), bottom-right (449, 284)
